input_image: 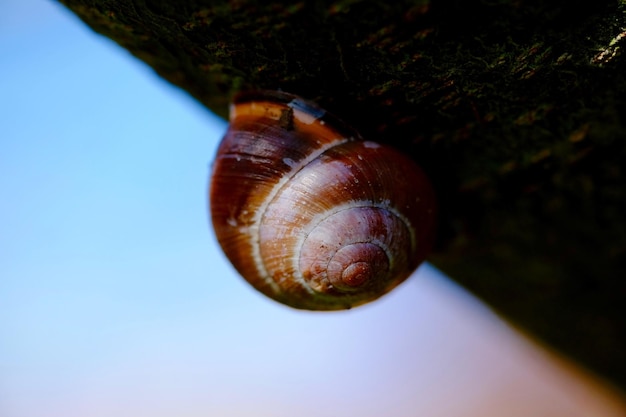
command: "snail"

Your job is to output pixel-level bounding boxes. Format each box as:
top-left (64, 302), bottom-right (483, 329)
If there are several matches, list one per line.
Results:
top-left (209, 91), bottom-right (436, 310)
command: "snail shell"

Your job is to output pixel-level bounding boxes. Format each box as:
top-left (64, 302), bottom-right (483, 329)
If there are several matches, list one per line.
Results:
top-left (209, 91), bottom-right (436, 310)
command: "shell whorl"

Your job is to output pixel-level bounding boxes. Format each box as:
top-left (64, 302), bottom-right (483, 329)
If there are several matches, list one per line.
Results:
top-left (210, 91), bottom-right (436, 310)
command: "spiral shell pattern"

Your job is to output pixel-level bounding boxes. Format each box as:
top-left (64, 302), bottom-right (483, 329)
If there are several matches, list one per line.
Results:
top-left (210, 91), bottom-right (436, 310)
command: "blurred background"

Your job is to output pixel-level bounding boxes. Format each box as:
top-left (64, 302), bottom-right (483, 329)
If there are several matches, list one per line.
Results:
top-left (1, 1), bottom-right (624, 416)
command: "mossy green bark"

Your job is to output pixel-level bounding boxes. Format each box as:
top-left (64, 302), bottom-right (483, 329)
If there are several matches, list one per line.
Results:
top-left (58, 0), bottom-right (626, 389)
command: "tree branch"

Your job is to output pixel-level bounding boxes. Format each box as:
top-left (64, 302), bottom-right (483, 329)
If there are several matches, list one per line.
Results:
top-left (58, 0), bottom-right (626, 389)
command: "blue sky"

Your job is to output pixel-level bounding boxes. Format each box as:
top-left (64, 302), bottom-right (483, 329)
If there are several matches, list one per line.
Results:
top-left (1, 2), bottom-right (623, 417)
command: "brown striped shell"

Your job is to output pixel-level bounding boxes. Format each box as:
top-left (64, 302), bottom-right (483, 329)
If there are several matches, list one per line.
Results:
top-left (209, 91), bottom-right (436, 310)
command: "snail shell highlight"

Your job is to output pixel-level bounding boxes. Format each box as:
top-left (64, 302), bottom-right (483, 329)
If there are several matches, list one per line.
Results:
top-left (210, 91), bottom-right (436, 310)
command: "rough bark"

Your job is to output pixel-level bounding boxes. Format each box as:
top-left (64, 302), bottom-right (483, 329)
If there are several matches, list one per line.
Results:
top-left (57, 0), bottom-right (626, 390)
